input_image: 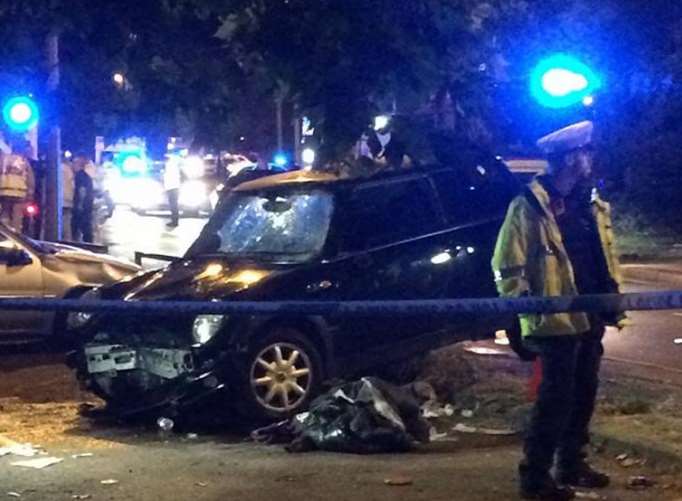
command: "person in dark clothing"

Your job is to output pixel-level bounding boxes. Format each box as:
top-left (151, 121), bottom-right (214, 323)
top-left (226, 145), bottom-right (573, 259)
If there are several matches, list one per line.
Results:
top-left (72, 156), bottom-right (94, 242)
top-left (492, 121), bottom-right (625, 500)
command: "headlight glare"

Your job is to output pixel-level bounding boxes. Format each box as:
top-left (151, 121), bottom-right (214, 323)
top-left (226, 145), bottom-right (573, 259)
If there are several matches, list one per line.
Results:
top-left (192, 315), bottom-right (225, 344)
top-left (67, 288), bottom-right (100, 329)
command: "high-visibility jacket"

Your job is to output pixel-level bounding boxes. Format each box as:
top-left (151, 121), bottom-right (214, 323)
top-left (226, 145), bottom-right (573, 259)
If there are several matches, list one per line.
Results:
top-left (0, 153), bottom-right (30, 199)
top-left (491, 178), bottom-right (621, 337)
top-left (62, 161), bottom-right (75, 208)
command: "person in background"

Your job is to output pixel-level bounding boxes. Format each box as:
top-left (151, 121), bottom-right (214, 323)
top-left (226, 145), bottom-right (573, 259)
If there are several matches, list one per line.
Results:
top-left (62, 154), bottom-right (75, 241)
top-left (99, 151), bottom-right (116, 217)
top-left (0, 138), bottom-right (33, 231)
top-left (163, 153), bottom-right (182, 228)
top-left (71, 154), bottom-right (94, 242)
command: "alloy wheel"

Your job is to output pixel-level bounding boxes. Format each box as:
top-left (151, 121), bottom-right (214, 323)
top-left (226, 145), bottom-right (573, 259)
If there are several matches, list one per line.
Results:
top-left (250, 341), bottom-right (313, 413)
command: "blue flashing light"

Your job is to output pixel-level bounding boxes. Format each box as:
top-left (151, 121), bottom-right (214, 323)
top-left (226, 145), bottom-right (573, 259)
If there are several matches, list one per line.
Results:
top-left (116, 151), bottom-right (147, 176)
top-left (2, 96), bottom-right (39, 132)
top-left (531, 54), bottom-right (601, 109)
top-left (273, 153), bottom-right (288, 167)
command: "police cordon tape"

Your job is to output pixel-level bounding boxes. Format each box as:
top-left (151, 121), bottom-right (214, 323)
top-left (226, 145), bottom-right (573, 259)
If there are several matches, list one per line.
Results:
top-left (0, 290), bottom-right (682, 317)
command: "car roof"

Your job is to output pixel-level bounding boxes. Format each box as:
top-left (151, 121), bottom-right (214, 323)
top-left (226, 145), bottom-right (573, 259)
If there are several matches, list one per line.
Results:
top-left (231, 160), bottom-right (517, 195)
top-left (233, 170), bottom-right (340, 192)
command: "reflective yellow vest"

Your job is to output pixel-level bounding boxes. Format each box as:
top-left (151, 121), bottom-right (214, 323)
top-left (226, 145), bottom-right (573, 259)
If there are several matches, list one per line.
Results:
top-left (491, 179), bottom-right (621, 337)
top-left (0, 154), bottom-right (29, 199)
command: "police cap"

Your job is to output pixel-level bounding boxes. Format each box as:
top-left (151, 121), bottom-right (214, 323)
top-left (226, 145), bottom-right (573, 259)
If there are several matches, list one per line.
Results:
top-left (536, 121), bottom-right (594, 156)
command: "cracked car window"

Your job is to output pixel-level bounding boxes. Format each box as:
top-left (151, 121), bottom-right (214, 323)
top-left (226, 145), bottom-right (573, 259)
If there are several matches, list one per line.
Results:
top-left (211, 190), bottom-right (333, 260)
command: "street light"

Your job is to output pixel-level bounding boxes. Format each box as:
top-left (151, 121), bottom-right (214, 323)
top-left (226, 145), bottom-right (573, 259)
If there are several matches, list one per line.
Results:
top-left (2, 96), bottom-right (39, 133)
top-left (113, 72), bottom-right (125, 86)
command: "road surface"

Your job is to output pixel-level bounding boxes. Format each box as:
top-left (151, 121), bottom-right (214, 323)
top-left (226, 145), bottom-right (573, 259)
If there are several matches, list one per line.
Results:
top-left (100, 205), bottom-right (206, 266)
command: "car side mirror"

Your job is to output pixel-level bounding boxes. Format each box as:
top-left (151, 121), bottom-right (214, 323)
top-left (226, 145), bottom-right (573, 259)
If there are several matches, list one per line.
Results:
top-left (0, 247), bottom-right (33, 267)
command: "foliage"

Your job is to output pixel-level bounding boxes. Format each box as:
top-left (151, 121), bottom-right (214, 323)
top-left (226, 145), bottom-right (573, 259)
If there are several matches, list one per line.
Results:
top-left (211, 0), bottom-right (471, 162)
top-left (0, 0), bottom-right (680, 235)
top-left (0, 1), bottom-right (235, 154)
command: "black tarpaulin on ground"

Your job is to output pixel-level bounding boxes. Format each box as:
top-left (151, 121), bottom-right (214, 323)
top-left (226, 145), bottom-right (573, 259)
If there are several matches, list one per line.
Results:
top-left (251, 377), bottom-right (432, 454)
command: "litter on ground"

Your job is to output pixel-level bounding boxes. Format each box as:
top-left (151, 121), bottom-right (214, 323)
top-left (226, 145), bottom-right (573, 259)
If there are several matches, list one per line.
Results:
top-left (10, 457), bottom-right (63, 469)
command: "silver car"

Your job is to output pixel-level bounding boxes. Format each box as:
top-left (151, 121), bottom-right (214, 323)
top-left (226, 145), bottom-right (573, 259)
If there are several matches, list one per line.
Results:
top-left (0, 223), bottom-right (140, 344)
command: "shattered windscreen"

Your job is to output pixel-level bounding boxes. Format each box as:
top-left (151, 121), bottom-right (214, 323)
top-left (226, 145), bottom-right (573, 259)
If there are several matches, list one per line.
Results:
top-left (206, 190), bottom-right (334, 261)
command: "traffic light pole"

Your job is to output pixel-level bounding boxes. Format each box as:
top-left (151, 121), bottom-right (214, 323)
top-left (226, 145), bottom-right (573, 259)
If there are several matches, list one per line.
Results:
top-left (44, 31), bottom-right (62, 241)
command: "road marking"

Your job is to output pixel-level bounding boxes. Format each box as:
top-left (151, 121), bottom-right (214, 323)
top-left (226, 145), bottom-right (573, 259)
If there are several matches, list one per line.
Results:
top-left (674, 312), bottom-right (682, 317)
top-left (674, 338), bottom-right (682, 345)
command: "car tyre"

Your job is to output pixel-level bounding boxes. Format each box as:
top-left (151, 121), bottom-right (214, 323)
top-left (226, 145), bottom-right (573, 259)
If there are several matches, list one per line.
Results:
top-left (237, 327), bottom-right (323, 422)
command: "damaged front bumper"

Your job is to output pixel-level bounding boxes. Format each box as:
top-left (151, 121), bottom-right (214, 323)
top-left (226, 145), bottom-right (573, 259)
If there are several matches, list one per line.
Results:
top-left (67, 343), bottom-right (231, 418)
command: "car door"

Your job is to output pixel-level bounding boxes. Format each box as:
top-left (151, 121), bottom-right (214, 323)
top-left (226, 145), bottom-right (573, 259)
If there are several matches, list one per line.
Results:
top-left (0, 227), bottom-right (46, 337)
top-left (430, 164), bottom-right (520, 334)
top-left (333, 176), bottom-right (452, 365)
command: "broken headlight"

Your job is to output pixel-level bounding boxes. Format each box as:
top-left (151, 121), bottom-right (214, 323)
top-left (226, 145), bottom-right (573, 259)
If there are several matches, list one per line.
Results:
top-left (192, 315), bottom-right (225, 344)
top-left (67, 288), bottom-right (101, 329)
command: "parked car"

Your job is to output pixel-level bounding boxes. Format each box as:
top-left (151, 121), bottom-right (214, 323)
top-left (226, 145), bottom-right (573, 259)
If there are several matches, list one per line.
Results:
top-left (0, 223), bottom-right (141, 345)
top-left (67, 160), bottom-right (522, 421)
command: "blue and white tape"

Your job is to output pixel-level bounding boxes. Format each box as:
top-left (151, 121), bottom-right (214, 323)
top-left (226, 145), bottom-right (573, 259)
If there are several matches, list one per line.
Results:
top-left (0, 290), bottom-right (680, 316)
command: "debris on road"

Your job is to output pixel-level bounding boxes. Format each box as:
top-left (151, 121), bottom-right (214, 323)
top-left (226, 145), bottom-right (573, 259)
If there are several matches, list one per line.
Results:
top-left (616, 453), bottom-right (643, 468)
top-left (460, 409), bottom-right (474, 418)
top-left (574, 491), bottom-right (604, 499)
top-left (421, 401), bottom-right (454, 418)
top-left (627, 475), bottom-right (656, 490)
top-left (71, 495), bottom-right (92, 500)
top-left (157, 417), bottom-right (175, 435)
top-left (0, 436), bottom-right (40, 458)
top-left (194, 482), bottom-right (208, 488)
top-left (186, 433), bottom-right (198, 440)
top-left (452, 423), bottom-right (516, 435)
top-left (6, 492), bottom-right (22, 498)
top-left (452, 423), bottom-right (478, 434)
top-left (10, 457), bottom-right (63, 469)
top-left (428, 428), bottom-right (449, 441)
top-left (71, 453), bottom-right (94, 459)
top-left (384, 475), bottom-right (413, 486)
top-left (100, 479), bottom-right (119, 485)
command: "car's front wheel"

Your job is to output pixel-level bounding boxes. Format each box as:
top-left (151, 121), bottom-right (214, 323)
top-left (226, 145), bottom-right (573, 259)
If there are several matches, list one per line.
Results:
top-left (237, 327), bottom-right (323, 421)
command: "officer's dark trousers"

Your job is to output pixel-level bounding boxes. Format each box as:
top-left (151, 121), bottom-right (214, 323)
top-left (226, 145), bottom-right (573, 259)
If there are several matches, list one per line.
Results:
top-left (167, 188), bottom-right (179, 226)
top-left (72, 211), bottom-right (93, 243)
top-left (521, 325), bottom-right (605, 479)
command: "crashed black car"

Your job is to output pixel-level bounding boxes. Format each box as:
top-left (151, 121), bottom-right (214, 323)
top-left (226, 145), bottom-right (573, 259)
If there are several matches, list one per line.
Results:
top-left (68, 161), bottom-right (521, 421)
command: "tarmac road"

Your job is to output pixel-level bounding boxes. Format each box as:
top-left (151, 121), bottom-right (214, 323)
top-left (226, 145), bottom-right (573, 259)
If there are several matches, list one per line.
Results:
top-left (100, 205), bottom-right (206, 267)
top-left (602, 267), bottom-right (682, 384)
top-left (5, 437), bottom-right (679, 501)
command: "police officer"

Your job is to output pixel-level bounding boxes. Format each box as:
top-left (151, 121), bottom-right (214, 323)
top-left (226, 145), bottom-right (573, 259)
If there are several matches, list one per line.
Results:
top-left (492, 121), bottom-right (623, 500)
top-left (0, 139), bottom-right (33, 231)
top-left (71, 154), bottom-right (95, 242)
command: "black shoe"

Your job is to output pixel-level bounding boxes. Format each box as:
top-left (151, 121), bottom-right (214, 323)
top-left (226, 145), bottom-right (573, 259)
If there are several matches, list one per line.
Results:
top-left (556, 463), bottom-right (610, 488)
top-left (166, 221), bottom-right (178, 228)
top-left (520, 464), bottom-right (575, 500)
top-left (520, 479), bottom-right (575, 500)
